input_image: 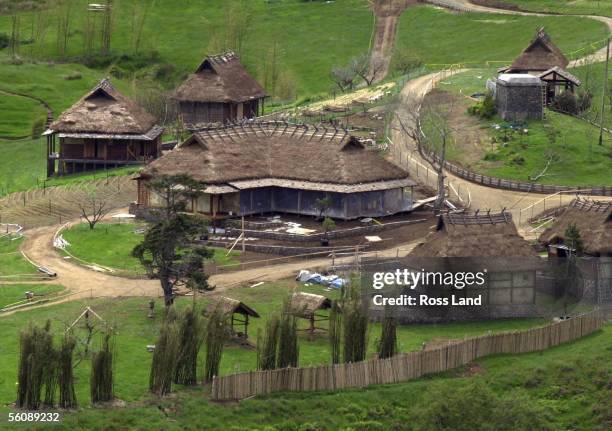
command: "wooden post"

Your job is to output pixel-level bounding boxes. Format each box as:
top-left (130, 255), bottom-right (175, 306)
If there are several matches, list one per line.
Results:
top-left (599, 38), bottom-right (610, 146)
top-left (241, 216), bottom-right (245, 253)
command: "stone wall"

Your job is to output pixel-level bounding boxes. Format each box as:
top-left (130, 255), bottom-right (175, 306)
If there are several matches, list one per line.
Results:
top-left (496, 82), bottom-right (543, 121)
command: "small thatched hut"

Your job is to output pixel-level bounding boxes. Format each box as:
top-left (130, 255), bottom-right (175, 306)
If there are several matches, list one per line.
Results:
top-left (173, 52), bottom-right (267, 126)
top-left (397, 211), bottom-right (543, 320)
top-left (499, 28), bottom-right (568, 74)
top-left (45, 79), bottom-right (163, 177)
top-left (539, 199), bottom-right (612, 258)
top-left (288, 292), bottom-right (333, 333)
top-left (135, 122), bottom-right (416, 220)
top-left (496, 28), bottom-right (580, 105)
top-left (205, 296), bottom-right (260, 338)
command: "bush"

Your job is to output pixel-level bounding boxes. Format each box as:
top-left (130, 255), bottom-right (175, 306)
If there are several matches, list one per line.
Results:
top-left (577, 90), bottom-right (593, 112)
top-left (411, 381), bottom-right (554, 431)
top-left (0, 33), bottom-right (9, 50)
top-left (554, 91), bottom-right (579, 114)
top-left (468, 92), bottom-right (496, 119)
top-left (63, 72), bottom-right (82, 81)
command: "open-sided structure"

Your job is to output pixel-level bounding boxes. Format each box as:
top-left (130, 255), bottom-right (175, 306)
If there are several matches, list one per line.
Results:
top-left (173, 52), bottom-right (267, 126)
top-left (288, 292), bottom-right (333, 333)
top-left (539, 199), bottom-right (612, 258)
top-left (45, 79), bottom-right (163, 177)
top-left (205, 296), bottom-right (260, 338)
top-left (135, 122), bottom-right (416, 220)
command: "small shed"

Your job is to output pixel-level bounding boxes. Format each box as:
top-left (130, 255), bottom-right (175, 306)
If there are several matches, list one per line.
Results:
top-left (495, 74), bottom-right (545, 121)
top-left (538, 67), bottom-right (582, 106)
top-left (288, 292), bottom-right (333, 333)
top-left (539, 199), bottom-right (612, 258)
top-left (205, 296), bottom-right (260, 338)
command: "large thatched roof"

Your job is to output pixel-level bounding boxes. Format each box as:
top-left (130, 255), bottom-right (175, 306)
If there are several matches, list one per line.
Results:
top-left (173, 52), bottom-right (267, 103)
top-left (539, 199), bottom-right (612, 256)
top-left (502, 28), bottom-right (568, 73)
top-left (205, 296), bottom-right (260, 318)
top-left (50, 79), bottom-right (160, 136)
top-left (288, 292), bottom-right (332, 318)
top-left (141, 122), bottom-right (415, 193)
top-left (410, 211), bottom-right (539, 258)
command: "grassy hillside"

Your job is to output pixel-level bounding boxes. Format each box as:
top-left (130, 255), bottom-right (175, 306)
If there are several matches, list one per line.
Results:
top-left (473, 0), bottom-right (612, 17)
top-left (430, 69), bottom-right (611, 186)
top-left (0, 294), bottom-right (607, 429)
top-left (394, 6), bottom-right (608, 68)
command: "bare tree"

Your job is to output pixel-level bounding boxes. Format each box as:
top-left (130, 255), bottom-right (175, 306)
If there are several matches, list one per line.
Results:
top-left (394, 92), bottom-right (457, 212)
top-left (78, 189), bottom-right (109, 230)
top-left (330, 64), bottom-right (357, 93)
top-left (351, 52), bottom-right (386, 86)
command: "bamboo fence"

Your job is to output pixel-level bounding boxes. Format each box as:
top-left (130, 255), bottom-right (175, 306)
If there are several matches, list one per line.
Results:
top-left (211, 310), bottom-right (604, 401)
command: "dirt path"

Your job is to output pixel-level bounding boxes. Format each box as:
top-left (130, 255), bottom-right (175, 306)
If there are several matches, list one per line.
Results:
top-left (370, 1), bottom-right (420, 81)
top-left (0, 221), bottom-right (421, 316)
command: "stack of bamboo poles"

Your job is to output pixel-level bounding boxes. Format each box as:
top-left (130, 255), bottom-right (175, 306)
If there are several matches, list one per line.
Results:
top-left (211, 311), bottom-right (604, 401)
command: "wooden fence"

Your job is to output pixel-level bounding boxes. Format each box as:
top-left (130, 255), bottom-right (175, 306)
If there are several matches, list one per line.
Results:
top-left (420, 148), bottom-right (612, 196)
top-left (211, 310), bottom-right (603, 401)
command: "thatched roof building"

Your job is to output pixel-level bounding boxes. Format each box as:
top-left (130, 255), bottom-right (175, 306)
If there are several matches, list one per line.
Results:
top-left (45, 79), bottom-right (163, 177)
top-left (173, 52), bottom-right (267, 125)
top-left (288, 292), bottom-right (333, 318)
top-left (205, 296), bottom-right (260, 338)
top-left (539, 199), bottom-right (612, 257)
top-left (500, 28), bottom-right (568, 74)
top-left (136, 122), bottom-right (416, 220)
top-left (410, 211), bottom-right (538, 258)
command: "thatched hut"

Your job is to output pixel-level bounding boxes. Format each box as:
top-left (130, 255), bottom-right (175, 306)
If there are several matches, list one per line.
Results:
top-left (394, 211), bottom-right (543, 321)
top-left (173, 52), bottom-right (267, 126)
top-left (45, 79), bottom-right (163, 177)
top-left (539, 199), bottom-right (612, 258)
top-left (205, 296), bottom-right (260, 338)
top-left (496, 28), bottom-right (579, 105)
top-left (135, 122), bottom-right (416, 220)
top-left (288, 292), bottom-right (333, 333)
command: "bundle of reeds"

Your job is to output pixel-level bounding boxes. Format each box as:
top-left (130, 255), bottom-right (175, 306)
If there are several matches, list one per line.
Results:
top-left (174, 306), bottom-right (205, 385)
top-left (377, 314), bottom-right (398, 359)
top-left (342, 286), bottom-right (368, 363)
top-left (16, 321), bottom-right (56, 410)
top-left (328, 303), bottom-right (342, 364)
top-left (58, 333), bottom-right (77, 408)
top-left (257, 315), bottom-right (280, 371)
top-left (277, 300), bottom-right (299, 369)
top-left (90, 329), bottom-right (114, 403)
top-left (204, 309), bottom-right (229, 383)
top-left (149, 317), bottom-right (179, 396)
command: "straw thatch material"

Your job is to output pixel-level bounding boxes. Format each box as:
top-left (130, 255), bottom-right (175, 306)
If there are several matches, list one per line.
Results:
top-left (539, 199), bottom-right (612, 256)
top-left (141, 123), bottom-right (412, 190)
top-left (50, 79), bottom-right (159, 135)
top-left (501, 28), bottom-right (569, 73)
top-left (211, 310), bottom-right (603, 400)
top-left (538, 66), bottom-right (581, 86)
top-left (205, 296), bottom-right (260, 318)
top-left (410, 211), bottom-right (538, 258)
top-left (173, 52), bottom-right (266, 103)
top-left (288, 292), bottom-right (332, 318)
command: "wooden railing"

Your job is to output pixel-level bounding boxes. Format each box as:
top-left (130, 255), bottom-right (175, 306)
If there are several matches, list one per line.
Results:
top-left (211, 310), bottom-right (604, 401)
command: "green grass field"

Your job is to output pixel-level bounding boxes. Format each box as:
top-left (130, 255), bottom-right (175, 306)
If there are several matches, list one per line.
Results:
top-left (394, 6), bottom-right (608, 68)
top-left (0, 92), bottom-right (46, 139)
top-left (0, 287), bottom-right (606, 429)
top-left (480, 0), bottom-right (612, 17)
top-left (0, 236), bottom-right (37, 277)
top-left (61, 222), bottom-right (240, 275)
top-left (0, 284), bottom-right (64, 309)
top-left (438, 68), bottom-right (611, 186)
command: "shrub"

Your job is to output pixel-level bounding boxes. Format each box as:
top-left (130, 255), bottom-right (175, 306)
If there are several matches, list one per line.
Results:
top-left (0, 33), bottom-right (9, 50)
top-left (468, 92), bottom-right (496, 119)
top-left (577, 90), bottom-right (593, 112)
top-left (554, 91), bottom-right (579, 114)
top-left (31, 118), bottom-right (45, 139)
top-left (63, 72), bottom-right (82, 81)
